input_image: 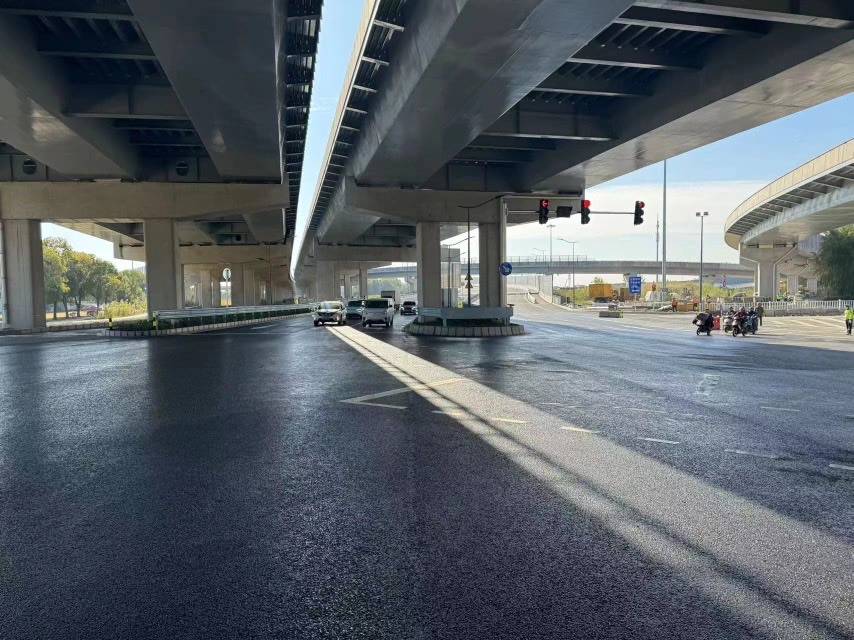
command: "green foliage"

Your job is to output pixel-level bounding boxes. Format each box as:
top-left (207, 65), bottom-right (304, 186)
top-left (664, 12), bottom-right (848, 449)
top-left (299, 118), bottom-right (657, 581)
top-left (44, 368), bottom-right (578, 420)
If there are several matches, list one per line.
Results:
top-left (816, 227), bottom-right (854, 299)
top-left (42, 237), bottom-right (146, 318)
top-left (102, 301), bottom-right (146, 320)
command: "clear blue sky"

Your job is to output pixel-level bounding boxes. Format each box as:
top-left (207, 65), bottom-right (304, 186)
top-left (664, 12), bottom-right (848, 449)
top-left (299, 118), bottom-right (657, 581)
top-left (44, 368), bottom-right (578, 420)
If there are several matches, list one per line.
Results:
top-left (44, 1), bottom-right (854, 279)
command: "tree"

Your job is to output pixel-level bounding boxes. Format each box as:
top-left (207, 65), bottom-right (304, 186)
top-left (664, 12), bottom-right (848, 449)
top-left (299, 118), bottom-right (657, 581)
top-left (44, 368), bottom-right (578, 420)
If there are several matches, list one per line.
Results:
top-left (816, 227), bottom-right (854, 299)
top-left (592, 276), bottom-right (605, 284)
top-left (89, 259), bottom-right (118, 311)
top-left (65, 251), bottom-right (97, 317)
top-left (108, 269), bottom-right (145, 303)
top-left (43, 237), bottom-right (73, 315)
top-left (42, 242), bottom-right (69, 319)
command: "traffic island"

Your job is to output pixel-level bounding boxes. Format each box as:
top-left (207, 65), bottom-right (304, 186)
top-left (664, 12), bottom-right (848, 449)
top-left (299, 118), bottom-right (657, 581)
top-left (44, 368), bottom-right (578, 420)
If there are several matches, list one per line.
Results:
top-left (405, 306), bottom-right (524, 337)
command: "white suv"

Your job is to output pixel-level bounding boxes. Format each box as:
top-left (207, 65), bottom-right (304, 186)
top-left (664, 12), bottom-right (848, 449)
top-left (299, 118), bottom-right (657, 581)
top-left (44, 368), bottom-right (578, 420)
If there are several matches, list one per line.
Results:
top-left (362, 298), bottom-right (395, 328)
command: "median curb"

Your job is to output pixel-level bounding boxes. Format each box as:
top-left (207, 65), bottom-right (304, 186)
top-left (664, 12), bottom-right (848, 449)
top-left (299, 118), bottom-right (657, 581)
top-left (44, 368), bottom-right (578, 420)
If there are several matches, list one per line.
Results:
top-left (404, 323), bottom-right (525, 337)
top-left (104, 313), bottom-right (311, 338)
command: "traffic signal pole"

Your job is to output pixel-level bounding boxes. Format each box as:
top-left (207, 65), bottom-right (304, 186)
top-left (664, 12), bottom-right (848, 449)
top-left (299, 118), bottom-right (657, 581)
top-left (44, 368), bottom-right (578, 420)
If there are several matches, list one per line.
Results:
top-left (661, 159), bottom-right (668, 295)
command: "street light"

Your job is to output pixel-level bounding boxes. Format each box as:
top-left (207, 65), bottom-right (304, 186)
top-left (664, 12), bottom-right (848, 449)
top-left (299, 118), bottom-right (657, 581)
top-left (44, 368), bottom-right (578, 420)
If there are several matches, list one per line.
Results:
top-left (547, 224), bottom-right (556, 299)
top-left (696, 211), bottom-right (709, 310)
top-left (558, 238), bottom-right (577, 306)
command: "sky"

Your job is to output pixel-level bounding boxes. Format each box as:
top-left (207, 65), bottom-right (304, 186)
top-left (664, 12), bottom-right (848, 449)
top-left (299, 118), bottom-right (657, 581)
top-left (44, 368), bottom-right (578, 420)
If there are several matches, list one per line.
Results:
top-left (42, 0), bottom-right (854, 281)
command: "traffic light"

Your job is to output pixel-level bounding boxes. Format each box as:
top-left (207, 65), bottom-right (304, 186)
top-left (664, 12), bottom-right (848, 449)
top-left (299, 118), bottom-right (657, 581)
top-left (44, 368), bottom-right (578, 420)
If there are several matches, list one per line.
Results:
top-left (537, 198), bottom-right (550, 224)
top-left (556, 206), bottom-right (573, 218)
top-left (580, 199), bottom-right (591, 225)
top-left (634, 200), bottom-right (645, 225)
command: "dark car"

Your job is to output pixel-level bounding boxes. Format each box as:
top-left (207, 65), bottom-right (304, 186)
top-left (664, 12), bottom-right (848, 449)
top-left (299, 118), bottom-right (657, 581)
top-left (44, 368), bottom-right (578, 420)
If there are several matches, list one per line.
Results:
top-left (345, 299), bottom-right (365, 319)
top-left (400, 300), bottom-right (417, 315)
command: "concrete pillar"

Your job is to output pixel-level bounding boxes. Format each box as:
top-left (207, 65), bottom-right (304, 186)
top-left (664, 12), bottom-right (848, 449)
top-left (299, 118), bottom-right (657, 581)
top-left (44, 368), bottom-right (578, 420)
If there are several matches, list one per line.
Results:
top-left (806, 277), bottom-right (818, 295)
top-left (477, 200), bottom-right (507, 307)
top-left (359, 266), bottom-right (369, 298)
top-left (198, 269), bottom-right (213, 308)
top-left (416, 222), bottom-right (442, 309)
top-left (144, 219), bottom-right (181, 315)
top-left (315, 261), bottom-right (336, 301)
top-left (786, 275), bottom-right (800, 297)
top-left (2, 220), bottom-right (46, 331)
top-left (230, 263), bottom-right (245, 306)
top-left (756, 261), bottom-right (777, 298)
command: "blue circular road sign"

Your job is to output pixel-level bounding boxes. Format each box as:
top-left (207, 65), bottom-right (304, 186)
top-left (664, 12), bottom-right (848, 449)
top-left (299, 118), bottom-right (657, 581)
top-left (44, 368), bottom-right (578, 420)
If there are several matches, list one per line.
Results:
top-left (499, 262), bottom-right (513, 276)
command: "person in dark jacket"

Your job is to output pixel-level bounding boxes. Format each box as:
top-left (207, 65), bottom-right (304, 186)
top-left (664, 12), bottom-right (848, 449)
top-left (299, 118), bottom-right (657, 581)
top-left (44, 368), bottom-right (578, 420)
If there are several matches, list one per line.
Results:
top-left (756, 302), bottom-right (765, 326)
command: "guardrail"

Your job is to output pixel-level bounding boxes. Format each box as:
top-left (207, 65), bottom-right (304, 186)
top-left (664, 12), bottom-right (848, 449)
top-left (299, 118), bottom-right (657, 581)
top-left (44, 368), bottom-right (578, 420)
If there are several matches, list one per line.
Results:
top-left (758, 300), bottom-right (854, 312)
top-left (105, 304), bottom-right (314, 335)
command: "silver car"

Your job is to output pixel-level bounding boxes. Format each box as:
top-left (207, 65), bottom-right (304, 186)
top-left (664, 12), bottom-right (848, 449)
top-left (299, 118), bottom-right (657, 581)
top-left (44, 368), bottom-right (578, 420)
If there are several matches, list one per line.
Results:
top-left (345, 299), bottom-right (366, 319)
top-left (361, 298), bottom-right (395, 328)
top-left (313, 301), bottom-right (346, 326)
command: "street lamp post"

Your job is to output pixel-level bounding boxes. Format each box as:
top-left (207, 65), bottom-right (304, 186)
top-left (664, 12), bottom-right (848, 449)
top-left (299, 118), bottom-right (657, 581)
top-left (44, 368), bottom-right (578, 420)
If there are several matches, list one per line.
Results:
top-left (696, 211), bottom-right (709, 310)
top-left (547, 223), bottom-right (556, 300)
top-left (558, 238), bottom-right (577, 306)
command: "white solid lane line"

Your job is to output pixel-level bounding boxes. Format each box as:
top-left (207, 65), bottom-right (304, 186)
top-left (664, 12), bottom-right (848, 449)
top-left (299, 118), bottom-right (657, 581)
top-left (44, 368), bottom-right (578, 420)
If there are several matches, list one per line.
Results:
top-left (725, 449), bottom-right (780, 460)
top-left (829, 463), bottom-right (854, 471)
top-left (637, 437), bottom-right (680, 445)
top-left (561, 426), bottom-right (600, 433)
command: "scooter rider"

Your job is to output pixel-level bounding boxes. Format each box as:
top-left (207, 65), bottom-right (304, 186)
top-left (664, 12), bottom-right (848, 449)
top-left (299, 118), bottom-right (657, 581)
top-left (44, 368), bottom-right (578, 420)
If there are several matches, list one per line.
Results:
top-left (693, 311), bottom-right (714, 335)
top-left (735, 307), bottom-right (748, 333)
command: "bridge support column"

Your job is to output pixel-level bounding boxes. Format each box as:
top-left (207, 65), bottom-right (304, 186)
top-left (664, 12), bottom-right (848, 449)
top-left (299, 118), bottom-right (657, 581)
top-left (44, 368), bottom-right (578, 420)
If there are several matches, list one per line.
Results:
top-left (756, 261), bottom-right (777, 298)
top-left (786, 275), bottom-right (800, 297)
top-left (2, 220), bottom-right (46, 331)
top-left (806, 277), bottom-right (818, 295)
top-left (359, 266), bottom-right (369, 298)
top-left (315, 261), bottom-right (337, 301)
top-left (230, 264), bottom-right (246, 306)
top-left (144, 219), bottom-right (182, 316)
top-left (477, 201), bottom-right (507, 308)
top-left (416, 222), bottom-right (442, 310)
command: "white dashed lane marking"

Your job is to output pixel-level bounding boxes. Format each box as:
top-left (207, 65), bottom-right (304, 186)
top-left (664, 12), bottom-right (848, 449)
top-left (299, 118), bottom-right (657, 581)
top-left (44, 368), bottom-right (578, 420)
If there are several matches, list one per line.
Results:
top-left (725, 449), bottom-right (780, 460)
top-left (637, 437), bottom-right (680, 445)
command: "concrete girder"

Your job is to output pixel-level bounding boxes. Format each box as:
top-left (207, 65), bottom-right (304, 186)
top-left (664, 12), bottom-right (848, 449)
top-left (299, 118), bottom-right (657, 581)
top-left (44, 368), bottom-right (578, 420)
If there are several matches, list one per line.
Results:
top-left (314, 245), bottom-right (417, 263)
top-left (243, 210), bottom-right (286, 243)
top-left (0, 15), bottom-right (138, 178)
top-left (567, 43), bottom-right (700, 71)
top-left (634, 0), bottom-right (854, 29)
top-left (65, 84), bottom-right (186, 120)
top-left (348, 0), bottom-right (635, 187)
top-left (127, 0), bottom-right (284, 181)
top-left (0, 1), bottom-right (134, 20)
top-left (318, 179), bottom-right (582, 230)
top-left (613, 6), bottom-right (768, 36)
top-left (523, 25), bottom-right (854, 192)
top-left (485, 109), bottom-right (613, 142)
top-left (0, 182), bottom-right (289, 221)
top-left (117, 242), bottom-right (290, 264)
top-left (535, 72), bottom-right (652, 98)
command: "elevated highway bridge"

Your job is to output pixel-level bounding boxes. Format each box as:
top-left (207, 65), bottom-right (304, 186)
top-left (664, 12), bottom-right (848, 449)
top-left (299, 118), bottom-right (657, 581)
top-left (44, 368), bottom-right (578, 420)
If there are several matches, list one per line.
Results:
top-left (292, 0), bottom-right (854, 318)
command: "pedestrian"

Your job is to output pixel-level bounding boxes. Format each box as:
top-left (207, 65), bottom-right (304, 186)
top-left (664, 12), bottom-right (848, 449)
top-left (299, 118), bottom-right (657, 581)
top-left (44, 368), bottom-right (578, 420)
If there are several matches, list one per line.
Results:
top-left (671, 297), bottom-right (678, 313)
top-left (756, 302), bottom-right (764, 326)
top-left (845, 305), bottom-right (853, 335)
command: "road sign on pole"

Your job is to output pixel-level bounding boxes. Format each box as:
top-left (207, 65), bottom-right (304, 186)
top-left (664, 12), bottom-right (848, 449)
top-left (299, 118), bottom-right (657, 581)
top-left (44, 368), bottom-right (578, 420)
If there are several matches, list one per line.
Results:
top-left (628, 275), bottom-right (642, 295)
top-left (499, 262), bottom-right (513, 276)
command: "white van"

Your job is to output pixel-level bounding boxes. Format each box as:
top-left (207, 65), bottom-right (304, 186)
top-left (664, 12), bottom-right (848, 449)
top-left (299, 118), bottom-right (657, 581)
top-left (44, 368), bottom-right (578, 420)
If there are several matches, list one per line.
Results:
top-left (361, 298), bottom-right (395, 328)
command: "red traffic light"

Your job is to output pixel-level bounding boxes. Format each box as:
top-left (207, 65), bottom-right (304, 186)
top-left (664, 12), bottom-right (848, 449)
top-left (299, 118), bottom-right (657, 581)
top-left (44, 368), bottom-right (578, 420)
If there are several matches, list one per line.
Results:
top-left (539, 199), bottom-right (550, 210)
top-left (637, 201), bottom-right (645, 209)
top-left (582, 199), bottom-right (591, 210)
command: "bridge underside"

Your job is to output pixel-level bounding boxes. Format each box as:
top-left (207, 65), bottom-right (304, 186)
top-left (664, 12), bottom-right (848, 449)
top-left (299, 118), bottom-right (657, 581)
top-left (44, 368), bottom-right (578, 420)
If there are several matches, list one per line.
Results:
top-left (297, 0), bottom-right (854, 304)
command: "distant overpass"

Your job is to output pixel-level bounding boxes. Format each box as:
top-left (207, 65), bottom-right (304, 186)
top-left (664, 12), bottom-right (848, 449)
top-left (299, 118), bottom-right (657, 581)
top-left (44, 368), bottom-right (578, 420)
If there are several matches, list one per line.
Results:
top-left (369, 258), bottom-right (753, 279)
top-left (725, 140), bottom-right (854, 297)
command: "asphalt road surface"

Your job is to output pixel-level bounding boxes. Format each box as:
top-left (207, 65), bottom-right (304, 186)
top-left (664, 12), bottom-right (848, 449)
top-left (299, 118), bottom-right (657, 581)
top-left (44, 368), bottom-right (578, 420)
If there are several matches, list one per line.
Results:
top-left (1, 302), bottom-right (852, 639)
